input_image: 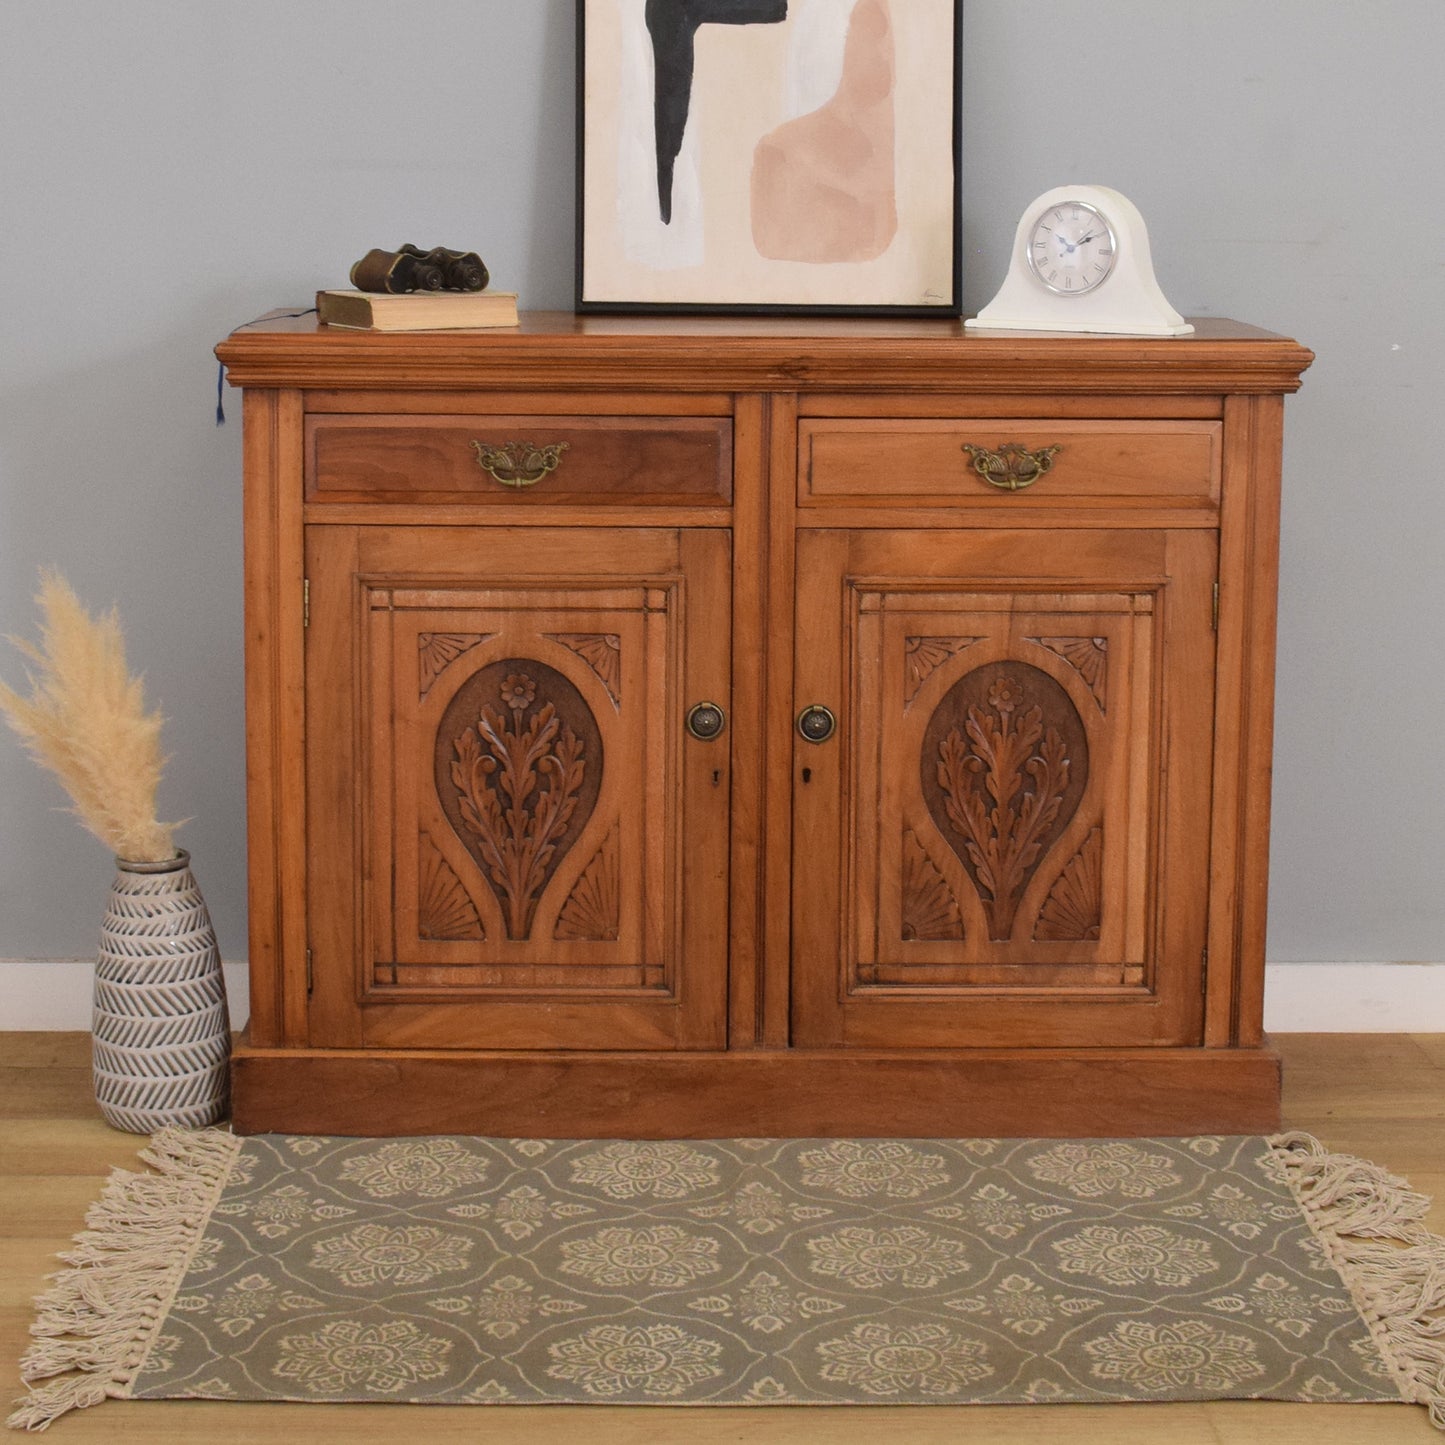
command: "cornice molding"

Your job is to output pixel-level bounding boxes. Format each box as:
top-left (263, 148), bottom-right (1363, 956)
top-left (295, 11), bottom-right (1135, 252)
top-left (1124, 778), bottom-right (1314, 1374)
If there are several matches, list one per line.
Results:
top-left (217, 313), bottom-right (1313, 396)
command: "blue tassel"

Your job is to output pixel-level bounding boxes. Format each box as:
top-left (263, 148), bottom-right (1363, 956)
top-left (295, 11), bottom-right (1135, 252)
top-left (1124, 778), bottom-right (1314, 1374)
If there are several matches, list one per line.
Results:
top-left (215, 308), bottom-right (317, 427)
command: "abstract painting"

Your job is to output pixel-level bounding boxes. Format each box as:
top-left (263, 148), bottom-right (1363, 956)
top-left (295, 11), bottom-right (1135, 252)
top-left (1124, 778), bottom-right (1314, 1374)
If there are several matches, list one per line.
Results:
top-left (576, 0), bottom-right (961, 314)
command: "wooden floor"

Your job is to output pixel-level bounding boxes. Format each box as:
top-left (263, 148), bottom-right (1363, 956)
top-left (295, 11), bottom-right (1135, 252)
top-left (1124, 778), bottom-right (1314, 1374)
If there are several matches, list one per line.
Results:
top-left (3, 1032), bottom-right (1442, 1443)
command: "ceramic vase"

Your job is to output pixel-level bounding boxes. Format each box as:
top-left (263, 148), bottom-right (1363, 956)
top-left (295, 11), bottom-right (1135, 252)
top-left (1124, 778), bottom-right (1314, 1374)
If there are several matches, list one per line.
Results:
top-left (91, 850), bottom-right (230, 1132)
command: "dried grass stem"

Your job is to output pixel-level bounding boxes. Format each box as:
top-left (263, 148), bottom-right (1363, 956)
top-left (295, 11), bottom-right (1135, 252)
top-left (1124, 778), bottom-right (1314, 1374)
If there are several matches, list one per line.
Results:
top-left (0, 571), bottom-right (177, 862)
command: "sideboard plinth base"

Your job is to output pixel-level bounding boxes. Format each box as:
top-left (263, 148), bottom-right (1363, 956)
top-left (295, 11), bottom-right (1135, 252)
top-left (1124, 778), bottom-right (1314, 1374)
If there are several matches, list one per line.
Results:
top-left (231, 1036), bottom-right (1282, 1138)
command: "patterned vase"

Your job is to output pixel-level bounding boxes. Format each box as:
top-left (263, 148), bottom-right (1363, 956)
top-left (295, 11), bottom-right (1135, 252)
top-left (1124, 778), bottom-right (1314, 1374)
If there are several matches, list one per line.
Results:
top-left (91, 849), bottom-right (231, 1133)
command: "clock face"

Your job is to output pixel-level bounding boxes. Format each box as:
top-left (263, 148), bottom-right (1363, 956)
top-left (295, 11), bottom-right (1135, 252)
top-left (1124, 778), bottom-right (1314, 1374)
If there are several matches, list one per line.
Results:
top-left (1026, 201), bottom-right (1117, 296)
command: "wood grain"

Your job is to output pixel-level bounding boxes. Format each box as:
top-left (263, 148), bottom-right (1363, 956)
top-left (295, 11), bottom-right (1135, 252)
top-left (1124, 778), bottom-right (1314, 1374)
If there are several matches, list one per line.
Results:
top-left (308, 413), bottom-right (732, 505)
top-left (791, 528), bottom-right (1212, 1052)
top-left (800, 417), bottom-right (1220, 507)
top-left (216, 313), bottom-right (1314, 395)
top-left (229, 1039), bottom-right (1283, 1137)
top-left (222, 316), bottom-right (1310, 1136)
top-left (304, 527), bottom-right (731, 1053)
top-left (240, 389), bottom-right (308, 1048)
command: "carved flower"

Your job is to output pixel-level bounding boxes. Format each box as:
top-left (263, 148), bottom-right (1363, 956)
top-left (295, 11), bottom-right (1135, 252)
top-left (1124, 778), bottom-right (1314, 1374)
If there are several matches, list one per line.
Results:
top-left (816, 1322), bottom-right (992, 1397)
top-left (987, 676), bottom-right (1025, 714)
top-left (272, 1319), bottom-right (452, 1395)
top-left (1082, 1318), bottom-right (1266, 1394)
top-left (1051, 1224), bottom-right (1218, 1288)
top-left (546, 1323), bottom-right (723, 1398)
top-left (500, 674), bottom-right (537, 712)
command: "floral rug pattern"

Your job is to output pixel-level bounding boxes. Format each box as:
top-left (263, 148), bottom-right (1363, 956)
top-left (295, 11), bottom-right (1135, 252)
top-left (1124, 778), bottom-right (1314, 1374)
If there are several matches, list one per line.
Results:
top-left (130, 1134), bottom-right (1400, 1407)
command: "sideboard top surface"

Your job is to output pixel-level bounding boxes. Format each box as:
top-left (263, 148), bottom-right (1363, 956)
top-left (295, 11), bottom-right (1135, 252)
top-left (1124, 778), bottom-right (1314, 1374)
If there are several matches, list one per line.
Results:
top-left (217, 313), bottom-right (1313, 396)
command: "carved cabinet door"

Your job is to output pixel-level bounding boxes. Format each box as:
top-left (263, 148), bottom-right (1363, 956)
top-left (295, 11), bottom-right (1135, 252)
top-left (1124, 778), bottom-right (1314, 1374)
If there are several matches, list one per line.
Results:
top-left (304, 525), bottom-right (731, 1050)
top-left (792, 527), bottom-right (1217, 1049)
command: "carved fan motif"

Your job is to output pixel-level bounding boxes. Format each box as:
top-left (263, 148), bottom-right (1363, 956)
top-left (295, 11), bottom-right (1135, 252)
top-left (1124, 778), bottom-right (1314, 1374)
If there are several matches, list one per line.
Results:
top-left (418, 833), bottom-right (485, 941)
top-left (555, 826), bottom-right (621, 941)
top-left (436, 659), bottom-right (603, 940)
top-left (904, 636), bottom-right (981, 706)
top-left (901, 829), bottom-right (964, 941)
top-left (548, 633), bottom-right (622, 708)
top-left (418, 633), bottom-right (492, 699)
top-left (1033, 636), bottom-right (1108, 712)
top-left (1035, 827), bottom-right (1103, 941)
top-left (922, 662), bottom-right (1089, 941)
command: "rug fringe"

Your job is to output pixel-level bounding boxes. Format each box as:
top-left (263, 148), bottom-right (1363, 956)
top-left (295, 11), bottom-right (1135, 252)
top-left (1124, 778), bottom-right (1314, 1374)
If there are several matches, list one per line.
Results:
top-left (1269, 1131), bottom-right (1445, 1431)
top-left (6, 1127), bottom-right (241, 1433)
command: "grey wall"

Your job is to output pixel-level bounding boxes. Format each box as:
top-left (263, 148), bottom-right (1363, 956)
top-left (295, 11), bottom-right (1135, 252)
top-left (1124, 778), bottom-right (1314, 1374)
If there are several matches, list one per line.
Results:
top-left (1, 1), bottom-right (1441, 972)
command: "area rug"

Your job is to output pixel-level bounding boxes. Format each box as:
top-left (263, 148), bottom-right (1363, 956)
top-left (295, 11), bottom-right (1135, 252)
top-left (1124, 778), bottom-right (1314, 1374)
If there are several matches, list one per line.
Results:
top-left (9, 1132), bottom-right (1445, 1431)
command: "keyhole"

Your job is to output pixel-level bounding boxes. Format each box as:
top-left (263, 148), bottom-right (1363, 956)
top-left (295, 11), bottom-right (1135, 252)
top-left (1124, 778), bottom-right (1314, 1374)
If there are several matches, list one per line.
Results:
top-left (712, 769), bottom-right (721, 787)
top-left (802, 767), bottom-right (812, 784)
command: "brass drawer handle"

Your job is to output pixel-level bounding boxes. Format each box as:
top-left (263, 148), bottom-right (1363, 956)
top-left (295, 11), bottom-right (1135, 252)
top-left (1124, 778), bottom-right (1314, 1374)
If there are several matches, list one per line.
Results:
top-left (961, 441), bottom-right (1062, 492)
top-left (471, 440), bottom-right (570, 488)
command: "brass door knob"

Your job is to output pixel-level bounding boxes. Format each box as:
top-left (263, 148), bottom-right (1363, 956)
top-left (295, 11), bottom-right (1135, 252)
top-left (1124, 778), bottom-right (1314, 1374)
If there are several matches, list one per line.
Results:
top-left (686, 702), bottom-right (726, 741)
top-left (796, 705), bottom-right (837, 744)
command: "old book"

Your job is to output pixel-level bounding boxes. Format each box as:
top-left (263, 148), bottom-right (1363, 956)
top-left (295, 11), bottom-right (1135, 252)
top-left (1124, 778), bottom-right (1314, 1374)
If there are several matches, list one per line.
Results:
top-left (316, 288), bottom-right (519, 331)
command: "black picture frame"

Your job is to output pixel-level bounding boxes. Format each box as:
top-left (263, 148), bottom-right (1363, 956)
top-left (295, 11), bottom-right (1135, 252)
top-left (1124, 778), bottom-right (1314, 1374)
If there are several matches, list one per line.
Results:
top-left (575, 0), bottom-right (962, 317)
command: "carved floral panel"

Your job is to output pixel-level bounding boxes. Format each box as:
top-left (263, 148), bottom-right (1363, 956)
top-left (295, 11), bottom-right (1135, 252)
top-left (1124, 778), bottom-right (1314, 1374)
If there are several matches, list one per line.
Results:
top-left (921, 661), bottom-right (1090, 941)
top-left (839, 583), bottom-right (1159, 998)
top-left (306, 526), bottom-right (732, 1050)
top-left (435, 659), bottom-right (604, 940)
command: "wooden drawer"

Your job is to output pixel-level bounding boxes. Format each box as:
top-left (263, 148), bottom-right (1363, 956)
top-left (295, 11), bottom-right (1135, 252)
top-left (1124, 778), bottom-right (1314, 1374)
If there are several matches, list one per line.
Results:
top-left (800, 418), bottom-right (1220, 509)
top-left (307, 414), bottom-right (732, 505)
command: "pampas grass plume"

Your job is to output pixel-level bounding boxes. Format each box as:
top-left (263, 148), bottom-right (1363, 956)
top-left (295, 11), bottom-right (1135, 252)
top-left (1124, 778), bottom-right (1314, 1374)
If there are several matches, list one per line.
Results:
top-left (0, 570), bottom-right (178, 862)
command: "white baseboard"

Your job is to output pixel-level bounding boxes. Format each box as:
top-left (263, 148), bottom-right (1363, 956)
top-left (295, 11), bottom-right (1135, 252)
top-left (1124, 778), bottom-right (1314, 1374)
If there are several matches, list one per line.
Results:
top-left (0, 958), bottom-right (251, 1032)
top-left (1261, 961), bottom-right (1445, 1032)
top-left (0, 959), bottom-right (1441, 1034)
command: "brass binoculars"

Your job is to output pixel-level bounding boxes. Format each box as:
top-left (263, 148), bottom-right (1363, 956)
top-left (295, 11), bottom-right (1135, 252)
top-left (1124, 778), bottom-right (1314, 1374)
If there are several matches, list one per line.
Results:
top-left (350, 245), bottom-right (490, 294)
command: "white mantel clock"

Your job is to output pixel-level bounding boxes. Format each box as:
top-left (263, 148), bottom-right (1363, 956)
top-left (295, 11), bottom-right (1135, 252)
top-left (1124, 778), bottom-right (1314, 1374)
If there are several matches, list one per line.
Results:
top-left (967, 185), bottom-right (1193, 336)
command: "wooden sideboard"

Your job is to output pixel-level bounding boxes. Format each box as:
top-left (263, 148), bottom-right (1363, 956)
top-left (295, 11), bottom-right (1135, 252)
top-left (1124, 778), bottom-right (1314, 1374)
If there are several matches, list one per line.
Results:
top-left (216, 314), bottom-right (1312, 1137)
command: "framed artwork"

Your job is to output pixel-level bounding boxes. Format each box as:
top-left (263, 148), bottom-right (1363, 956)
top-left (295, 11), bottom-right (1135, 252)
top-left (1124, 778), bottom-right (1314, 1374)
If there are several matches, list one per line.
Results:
top-left (575, 0), bottom-right (961, 316)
